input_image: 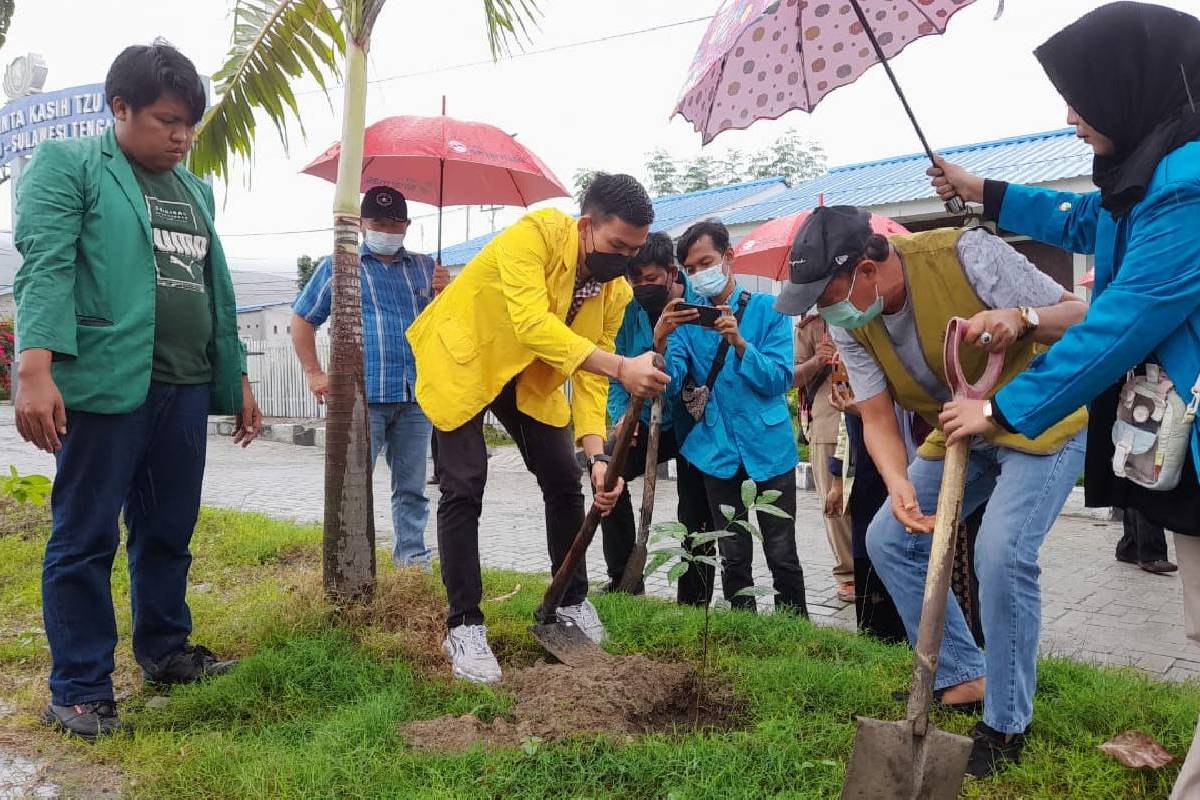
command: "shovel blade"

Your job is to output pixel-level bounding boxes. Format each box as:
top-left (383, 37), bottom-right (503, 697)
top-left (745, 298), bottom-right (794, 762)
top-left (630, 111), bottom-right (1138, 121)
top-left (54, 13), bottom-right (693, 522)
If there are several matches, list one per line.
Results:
top-left (841, 717), bottom-right (972, 800)
top-left (528, 622), bottom-right (610, 668)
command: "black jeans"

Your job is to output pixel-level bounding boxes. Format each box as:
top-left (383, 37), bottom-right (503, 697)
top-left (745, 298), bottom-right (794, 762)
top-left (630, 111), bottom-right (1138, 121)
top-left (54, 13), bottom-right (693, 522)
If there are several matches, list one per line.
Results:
top-left (597, 423), bottom-right (715, 604)
top-left (435, 380), bottom-right (587, 628)
top-left (1116, 507), bottom-right (1170, 564)
top-left (702, 467), bottom-right (807, 616)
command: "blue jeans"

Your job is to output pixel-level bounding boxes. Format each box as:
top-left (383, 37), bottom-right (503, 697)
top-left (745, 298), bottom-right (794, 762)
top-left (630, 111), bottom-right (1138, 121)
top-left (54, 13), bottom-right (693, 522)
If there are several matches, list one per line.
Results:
top-left (44, 382), bottom-right (210, 705)
top-left (369, 402), bottom-right (432, 567)
top-left (866, 432), bottom-right (1085, 734)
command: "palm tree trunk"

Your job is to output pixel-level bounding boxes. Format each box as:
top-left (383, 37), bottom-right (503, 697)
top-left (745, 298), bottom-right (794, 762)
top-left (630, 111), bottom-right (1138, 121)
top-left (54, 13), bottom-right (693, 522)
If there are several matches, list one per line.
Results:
top-left (323, 36), bottom-right (375, 603)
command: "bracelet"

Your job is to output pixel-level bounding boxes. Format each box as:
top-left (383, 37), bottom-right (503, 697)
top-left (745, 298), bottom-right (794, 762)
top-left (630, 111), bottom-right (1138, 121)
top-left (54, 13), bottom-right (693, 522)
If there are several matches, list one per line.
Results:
top-left (616, 356), bottom-right (626, 382)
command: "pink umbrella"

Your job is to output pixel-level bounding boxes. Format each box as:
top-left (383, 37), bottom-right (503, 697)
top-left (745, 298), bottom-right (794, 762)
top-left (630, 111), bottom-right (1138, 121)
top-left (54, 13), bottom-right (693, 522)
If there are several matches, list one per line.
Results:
top-left (675, 0), bottom-right (985, 211)
top-left (734, 210), bottom-right (909, 280)
top-left (302, 113), bottom-right (569, 259)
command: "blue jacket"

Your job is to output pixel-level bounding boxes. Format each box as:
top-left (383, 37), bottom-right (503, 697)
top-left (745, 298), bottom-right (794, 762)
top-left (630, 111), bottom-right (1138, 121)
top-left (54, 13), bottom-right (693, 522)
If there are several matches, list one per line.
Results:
top-left (665, 284), bottom-right (797, 482)
top-left (607, 276), bottom-right (705, 432)
top-left (993, 139), bottom-right (1200, 472)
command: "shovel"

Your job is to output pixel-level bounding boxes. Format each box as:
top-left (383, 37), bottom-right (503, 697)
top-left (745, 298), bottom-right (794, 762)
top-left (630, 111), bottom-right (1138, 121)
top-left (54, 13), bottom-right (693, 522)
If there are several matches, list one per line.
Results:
top-left (841, 317), bottom-right (1004, 800)
top-left (530, 356), bottom-right (664, 666)
top-left (617, 396), bottom-right (663, 593)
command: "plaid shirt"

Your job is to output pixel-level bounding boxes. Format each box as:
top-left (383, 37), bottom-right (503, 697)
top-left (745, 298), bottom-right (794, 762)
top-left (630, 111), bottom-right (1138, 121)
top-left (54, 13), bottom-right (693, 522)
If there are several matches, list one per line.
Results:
top-left (293, 245), bottom-right (435, 404)
top-left (565, 274), bottom-right (602, 326)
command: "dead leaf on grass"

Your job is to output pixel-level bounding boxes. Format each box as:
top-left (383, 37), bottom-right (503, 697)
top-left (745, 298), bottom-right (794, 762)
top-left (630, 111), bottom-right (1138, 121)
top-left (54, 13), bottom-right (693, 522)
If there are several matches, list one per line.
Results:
top-left (1099, 730), bottom-right (1176, 769)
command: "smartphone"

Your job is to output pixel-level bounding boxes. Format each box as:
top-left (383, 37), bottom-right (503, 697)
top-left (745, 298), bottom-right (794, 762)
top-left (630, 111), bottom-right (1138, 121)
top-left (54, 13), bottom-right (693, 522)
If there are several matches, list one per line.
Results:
top-left (676, 302), bottom-right (723, 328)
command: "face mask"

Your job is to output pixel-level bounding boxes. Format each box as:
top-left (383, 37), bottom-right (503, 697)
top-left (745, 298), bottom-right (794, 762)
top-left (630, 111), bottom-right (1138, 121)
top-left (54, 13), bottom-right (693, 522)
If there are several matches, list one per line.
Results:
top-left (691, 264), bottom-right (729, 298)
top-left (584, 228), bottom-right (633, 283)
top-left (364, 229), bottom-right (405, 256)
top-left (633, 283), bottom-right (670, 320)
top-left (818, 268), bottom-right (883, 330)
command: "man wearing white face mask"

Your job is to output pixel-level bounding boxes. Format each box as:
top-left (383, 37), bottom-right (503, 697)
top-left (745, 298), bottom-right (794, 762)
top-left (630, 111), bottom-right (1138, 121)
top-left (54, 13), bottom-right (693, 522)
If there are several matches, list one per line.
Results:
top-left (292, 186), bottom-right (451, 568)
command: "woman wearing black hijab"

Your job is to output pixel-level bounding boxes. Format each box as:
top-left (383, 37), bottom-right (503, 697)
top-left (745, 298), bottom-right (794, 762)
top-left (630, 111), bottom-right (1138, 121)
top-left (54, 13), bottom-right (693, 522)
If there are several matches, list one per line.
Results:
top-left (932, 2), bottom-right (1200, 792)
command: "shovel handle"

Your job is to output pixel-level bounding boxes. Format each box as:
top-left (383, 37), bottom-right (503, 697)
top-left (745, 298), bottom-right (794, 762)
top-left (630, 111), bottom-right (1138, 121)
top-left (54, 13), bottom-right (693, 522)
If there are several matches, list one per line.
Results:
top-left (905, 317), bottom-right (999, 731)
top-left (943, 316), bottom-right (1005, 401)
top-left (617, 397), bottom-right (663, 592)
top-left (533, 355), bottom-right (665, 623)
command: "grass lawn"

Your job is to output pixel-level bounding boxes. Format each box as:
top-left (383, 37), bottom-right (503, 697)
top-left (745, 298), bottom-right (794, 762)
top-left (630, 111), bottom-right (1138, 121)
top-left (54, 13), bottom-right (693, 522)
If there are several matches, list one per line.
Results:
top-left (1, 506), bottom-right (1196, 799)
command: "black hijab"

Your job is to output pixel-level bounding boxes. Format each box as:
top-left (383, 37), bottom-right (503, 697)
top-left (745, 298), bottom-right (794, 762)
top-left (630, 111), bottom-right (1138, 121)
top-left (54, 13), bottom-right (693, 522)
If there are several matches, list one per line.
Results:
top-left (1035, 2), bottom-right (1200, 218)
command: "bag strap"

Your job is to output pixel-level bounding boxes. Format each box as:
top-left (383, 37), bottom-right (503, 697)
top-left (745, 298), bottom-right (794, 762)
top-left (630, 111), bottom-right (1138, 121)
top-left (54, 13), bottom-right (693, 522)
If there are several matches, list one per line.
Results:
top-left (803, 364), bottom-right (833, 414)
top-left (701, 292), bottom-right (750, 391)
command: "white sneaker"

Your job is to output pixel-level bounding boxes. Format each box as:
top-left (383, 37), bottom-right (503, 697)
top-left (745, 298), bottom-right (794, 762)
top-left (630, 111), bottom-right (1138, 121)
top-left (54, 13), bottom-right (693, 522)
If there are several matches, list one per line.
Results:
top-left (555, 598), bottom-right (607, 644)
top-left (442, 624), bottom-right (502, 684)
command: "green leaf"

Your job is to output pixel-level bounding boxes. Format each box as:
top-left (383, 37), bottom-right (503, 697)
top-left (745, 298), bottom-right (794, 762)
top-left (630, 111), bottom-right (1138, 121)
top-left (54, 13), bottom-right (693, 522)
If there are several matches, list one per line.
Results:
top-left (691, 555), bottom-right (723, 568)
top-left (666, 561), bottom-right (689, 585)
top-left (719, 504), bottom-right (737, 522)
top-left (734, 585), bottom-right (776, 598)
top-left (642, 550), bottom-right (675, 578)
top-left (483, 0), bottom-right (541, 59)
top-left (651, 521), bottom-right (689, 541)
top-left (688, 529), bottom-right (737, 546)
top-left (740, 479), bottom-right (757, 511)
top-left (753, 503), bottom-right (794, 520)
top-left (757, 489), bottom-right (782, 504)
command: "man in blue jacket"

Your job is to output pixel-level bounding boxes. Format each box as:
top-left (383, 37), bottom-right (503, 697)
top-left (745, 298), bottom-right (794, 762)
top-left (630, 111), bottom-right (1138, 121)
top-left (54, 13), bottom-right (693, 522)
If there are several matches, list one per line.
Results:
top-left (664, 220), bottom-right (806, 615)
top-left (600, 231), bottom-right (713, 604)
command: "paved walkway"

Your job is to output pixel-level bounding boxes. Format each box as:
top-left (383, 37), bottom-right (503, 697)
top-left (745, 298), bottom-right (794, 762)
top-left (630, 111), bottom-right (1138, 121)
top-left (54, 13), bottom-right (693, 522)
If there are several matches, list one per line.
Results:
top-left (1, 406), bottom-right (1196, 683)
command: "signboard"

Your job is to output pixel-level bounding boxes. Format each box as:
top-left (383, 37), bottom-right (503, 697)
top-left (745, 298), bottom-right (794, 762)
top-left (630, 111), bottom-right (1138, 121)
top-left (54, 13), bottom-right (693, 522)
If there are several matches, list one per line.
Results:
top-left (0, 82), bottom-right (113, 167)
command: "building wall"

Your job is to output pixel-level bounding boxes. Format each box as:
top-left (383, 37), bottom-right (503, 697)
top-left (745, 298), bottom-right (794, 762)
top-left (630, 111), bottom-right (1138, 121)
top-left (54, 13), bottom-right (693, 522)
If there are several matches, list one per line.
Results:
top-left (237, 305), bottom-right (295, 342)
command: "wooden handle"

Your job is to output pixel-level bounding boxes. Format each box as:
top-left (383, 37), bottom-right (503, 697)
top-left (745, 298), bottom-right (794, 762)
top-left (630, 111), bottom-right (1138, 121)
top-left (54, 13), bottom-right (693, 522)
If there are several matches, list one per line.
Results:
top-left (905, 438), bottom-right (970, 733)
top-left (532, 377), bottom-right (656, 623)
top-left (635, 398), bottom-right (663, 547)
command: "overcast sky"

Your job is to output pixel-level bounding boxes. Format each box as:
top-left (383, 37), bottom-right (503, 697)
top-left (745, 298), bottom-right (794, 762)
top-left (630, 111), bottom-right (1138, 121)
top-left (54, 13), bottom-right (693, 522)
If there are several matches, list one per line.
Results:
top-left (0, 0), bottom-right (1193, 271)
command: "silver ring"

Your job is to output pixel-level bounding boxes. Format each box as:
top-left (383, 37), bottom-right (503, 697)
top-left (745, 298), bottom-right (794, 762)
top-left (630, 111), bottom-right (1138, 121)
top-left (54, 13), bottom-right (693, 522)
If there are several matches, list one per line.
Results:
top-left (979, 332), bottom-right (994, 345)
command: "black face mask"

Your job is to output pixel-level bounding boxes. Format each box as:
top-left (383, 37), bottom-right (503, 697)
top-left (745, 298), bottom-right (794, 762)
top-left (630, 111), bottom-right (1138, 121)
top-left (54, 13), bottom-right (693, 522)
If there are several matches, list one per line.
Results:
top-left (633, 283), bottom-right (670, 320)
top-left (584, 229), bottom-right (634, 283)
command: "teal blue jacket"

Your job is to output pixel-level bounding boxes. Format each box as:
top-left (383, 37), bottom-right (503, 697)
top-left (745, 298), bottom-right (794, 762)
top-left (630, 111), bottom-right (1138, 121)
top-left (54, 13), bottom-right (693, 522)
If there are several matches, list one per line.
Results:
top-left (665, 285), bottom-right (798, 482)
top-left (13, 129), bottom-right (245, 414)
top-left (991, 139), bottom-right (1200, 473)
top-left (607, 275), bottom-right (705, 433)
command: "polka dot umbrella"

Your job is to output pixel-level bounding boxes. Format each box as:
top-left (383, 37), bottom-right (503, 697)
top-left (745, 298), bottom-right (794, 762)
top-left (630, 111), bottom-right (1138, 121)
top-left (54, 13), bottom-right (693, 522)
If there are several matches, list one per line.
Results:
top-left (674, 0), bottom-right (993, 212)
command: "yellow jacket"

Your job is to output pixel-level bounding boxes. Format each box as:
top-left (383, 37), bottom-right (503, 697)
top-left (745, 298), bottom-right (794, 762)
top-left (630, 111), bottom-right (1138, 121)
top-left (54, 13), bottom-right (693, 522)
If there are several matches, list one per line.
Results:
top-left (406, 208), bottom-right (631, 442)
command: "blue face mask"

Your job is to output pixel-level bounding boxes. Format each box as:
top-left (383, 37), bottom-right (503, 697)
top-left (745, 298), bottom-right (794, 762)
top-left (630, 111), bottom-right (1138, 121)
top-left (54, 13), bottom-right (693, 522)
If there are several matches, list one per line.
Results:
top-left (818, 268), bottom-right (883, 330)
top-left (691, 263), bottom-right (729, 298)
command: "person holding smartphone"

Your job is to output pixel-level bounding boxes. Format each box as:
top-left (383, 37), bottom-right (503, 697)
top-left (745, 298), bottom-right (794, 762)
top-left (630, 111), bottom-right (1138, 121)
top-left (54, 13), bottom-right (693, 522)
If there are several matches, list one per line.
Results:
top-left (662, 219), bottom-right (807, 616)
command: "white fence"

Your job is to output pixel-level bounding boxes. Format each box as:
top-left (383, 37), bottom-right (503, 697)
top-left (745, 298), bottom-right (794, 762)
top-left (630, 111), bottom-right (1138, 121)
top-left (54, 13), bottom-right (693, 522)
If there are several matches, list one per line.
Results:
top-left (243, 338), bottom-right (327, 419)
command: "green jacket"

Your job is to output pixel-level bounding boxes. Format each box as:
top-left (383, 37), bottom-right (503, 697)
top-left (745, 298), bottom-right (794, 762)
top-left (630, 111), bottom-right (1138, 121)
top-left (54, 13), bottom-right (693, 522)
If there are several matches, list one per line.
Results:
top-left (13, 129), bottom-right (245, 415)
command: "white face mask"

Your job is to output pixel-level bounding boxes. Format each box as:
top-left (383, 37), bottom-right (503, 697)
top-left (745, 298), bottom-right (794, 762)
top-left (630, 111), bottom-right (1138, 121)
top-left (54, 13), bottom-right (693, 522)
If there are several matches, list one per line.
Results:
top-left (364, 229), bottom-right (405, 256)
top-left (691, 263), bottom-right (729, 298)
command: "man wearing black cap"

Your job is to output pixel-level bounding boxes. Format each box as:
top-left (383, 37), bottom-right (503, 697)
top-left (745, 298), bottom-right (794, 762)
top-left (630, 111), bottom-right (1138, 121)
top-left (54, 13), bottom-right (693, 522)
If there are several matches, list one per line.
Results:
top-left (292, 186), bottom-right (451, 569)
top-left (776, 205), bottom-right (1087, 778)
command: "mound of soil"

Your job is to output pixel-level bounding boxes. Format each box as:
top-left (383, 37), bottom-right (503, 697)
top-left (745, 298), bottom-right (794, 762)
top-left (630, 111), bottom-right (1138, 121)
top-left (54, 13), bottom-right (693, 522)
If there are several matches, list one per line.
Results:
top-left (402, 654), bottom-right (739, 751)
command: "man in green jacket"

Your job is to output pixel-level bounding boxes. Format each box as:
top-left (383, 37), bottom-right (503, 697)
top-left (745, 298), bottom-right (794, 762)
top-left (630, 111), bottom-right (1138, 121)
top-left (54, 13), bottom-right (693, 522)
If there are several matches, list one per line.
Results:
top-left (12, 43), bottom-right (261, 741)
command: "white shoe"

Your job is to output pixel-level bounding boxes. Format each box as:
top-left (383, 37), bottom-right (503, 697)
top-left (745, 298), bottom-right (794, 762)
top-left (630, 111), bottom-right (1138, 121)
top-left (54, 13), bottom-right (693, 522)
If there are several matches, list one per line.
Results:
top-left (555, 598), bottom-right (607, 644)
top-left (442, 624), bottom-right (502, 684)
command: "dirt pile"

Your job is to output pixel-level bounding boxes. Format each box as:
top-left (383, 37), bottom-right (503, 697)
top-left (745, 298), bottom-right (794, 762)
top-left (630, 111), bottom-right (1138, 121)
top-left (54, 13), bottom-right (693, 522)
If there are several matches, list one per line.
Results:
top-left (402, 654), bottom-right (739, 751)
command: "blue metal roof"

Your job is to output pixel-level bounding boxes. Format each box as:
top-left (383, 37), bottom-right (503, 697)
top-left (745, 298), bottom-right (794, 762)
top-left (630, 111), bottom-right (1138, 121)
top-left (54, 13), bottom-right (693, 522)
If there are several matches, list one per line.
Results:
top-left (437, 175), bottom-right (789, 266)
top-left (721, 128), bottom-right (1093, 225)
top-left (236, 301), bottom-right (293, 314)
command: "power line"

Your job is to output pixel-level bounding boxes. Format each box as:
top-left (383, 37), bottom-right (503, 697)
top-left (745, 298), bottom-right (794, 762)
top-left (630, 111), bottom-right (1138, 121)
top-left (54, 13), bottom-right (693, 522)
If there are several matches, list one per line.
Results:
top-left (297, 15), bottom-right (713, 97)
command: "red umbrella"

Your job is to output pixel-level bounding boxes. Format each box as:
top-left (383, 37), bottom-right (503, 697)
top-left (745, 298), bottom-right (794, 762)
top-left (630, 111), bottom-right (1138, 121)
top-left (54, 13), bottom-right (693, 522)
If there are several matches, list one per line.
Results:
top-left (733, 210), bottom-right (910, 280)
top-left (301, 113), bottom-right (569, 259)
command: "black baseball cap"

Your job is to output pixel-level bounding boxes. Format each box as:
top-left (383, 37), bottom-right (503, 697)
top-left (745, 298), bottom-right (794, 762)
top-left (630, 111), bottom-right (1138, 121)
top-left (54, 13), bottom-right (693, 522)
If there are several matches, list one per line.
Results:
top-left (774, 205), bottom-right (873, 316)
top-left (361, 186), bottom-right (409, 221)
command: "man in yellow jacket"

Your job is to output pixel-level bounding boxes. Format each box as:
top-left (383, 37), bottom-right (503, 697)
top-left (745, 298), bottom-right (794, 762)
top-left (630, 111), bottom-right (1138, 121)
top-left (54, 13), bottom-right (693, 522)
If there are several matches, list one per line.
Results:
top-left (407, 173), bottom-right (669, 683)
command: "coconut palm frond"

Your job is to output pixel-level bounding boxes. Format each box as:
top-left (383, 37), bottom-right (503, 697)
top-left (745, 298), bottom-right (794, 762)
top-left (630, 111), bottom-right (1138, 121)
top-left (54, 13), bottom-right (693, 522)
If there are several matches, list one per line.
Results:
top-left (483, 0), bottom-right (541, 59)
top-left (189, 0), bottom-right (345, 182)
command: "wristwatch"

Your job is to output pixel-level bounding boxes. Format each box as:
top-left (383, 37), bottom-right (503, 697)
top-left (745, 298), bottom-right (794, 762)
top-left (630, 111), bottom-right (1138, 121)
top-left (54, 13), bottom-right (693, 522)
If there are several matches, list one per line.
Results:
top-left (1017, 306), bottom-right (1040, 339)
top-left (982, 400), bottom-right (996, 426)
top-left (586, 453), bottom-right (612, 471)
